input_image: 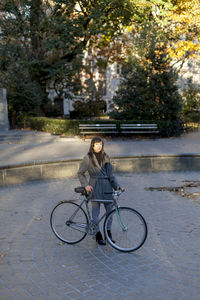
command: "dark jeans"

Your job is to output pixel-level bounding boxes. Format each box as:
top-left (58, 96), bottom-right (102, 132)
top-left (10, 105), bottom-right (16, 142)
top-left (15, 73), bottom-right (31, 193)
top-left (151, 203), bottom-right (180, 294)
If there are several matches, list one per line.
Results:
top-left (91, 201), bottom-right (113, 232)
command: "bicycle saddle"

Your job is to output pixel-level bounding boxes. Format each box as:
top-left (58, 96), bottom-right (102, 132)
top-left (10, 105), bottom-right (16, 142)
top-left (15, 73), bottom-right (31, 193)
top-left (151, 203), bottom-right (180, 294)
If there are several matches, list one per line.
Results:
top-left (74, 186), bottom-right (87, 195)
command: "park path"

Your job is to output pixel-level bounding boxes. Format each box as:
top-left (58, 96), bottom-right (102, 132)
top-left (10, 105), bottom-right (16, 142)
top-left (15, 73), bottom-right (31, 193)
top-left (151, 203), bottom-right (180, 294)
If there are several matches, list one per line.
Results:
top-left (0, 130), bottom-right (199, 167)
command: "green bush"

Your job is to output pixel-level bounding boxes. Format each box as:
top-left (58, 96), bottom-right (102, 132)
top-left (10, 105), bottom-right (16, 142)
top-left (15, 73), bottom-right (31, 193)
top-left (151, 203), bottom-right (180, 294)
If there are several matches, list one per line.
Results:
top-left (183, 111), bottom-right (200, 123)
top-left (17, 116), bottom-right (80, 136)
top-left (182, 78), bottom-right (200, 114)
top-left (157, 120), bottom-right (183, 137)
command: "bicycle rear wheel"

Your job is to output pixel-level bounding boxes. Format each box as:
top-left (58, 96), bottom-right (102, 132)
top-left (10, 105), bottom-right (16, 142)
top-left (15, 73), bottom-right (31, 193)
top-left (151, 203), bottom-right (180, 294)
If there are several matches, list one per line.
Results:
top-left (104, 207), bottom-right (147, 252)
top-left (50, 201), bottom-right (88, 244)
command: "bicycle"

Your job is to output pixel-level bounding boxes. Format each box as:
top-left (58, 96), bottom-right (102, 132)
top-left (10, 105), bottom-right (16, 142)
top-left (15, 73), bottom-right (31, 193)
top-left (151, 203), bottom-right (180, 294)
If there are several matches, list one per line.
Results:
top-left (50, 187), bottom-right (148, 253)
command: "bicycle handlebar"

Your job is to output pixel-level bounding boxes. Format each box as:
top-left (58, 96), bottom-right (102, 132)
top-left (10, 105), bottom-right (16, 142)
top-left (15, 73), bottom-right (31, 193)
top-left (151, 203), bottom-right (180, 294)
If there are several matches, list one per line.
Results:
top-left (104, 188), bottom-right (125, 195)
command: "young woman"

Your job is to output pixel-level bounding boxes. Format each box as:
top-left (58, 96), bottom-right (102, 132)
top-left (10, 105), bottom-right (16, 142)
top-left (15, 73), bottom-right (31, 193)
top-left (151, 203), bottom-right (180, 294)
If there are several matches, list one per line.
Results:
top-left (77, 136), bottom-right (120, 245)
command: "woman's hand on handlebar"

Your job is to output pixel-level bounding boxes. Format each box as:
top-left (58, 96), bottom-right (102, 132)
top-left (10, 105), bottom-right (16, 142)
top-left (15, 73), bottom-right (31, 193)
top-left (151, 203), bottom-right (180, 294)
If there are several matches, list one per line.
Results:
top-left (115, 186), bottom-right (121, 191)
top-left (85, 185), bottom-right (93, 193)
top-left (115, 186), bottom-right (125, 192)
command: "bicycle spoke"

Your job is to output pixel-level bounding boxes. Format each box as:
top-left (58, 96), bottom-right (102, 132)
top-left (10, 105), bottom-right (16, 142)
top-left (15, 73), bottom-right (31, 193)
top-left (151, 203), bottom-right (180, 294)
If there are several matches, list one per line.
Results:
top-left (104, 207), bottom-right (147, 252)
top-left (50, 201), bottom-right (88, 244)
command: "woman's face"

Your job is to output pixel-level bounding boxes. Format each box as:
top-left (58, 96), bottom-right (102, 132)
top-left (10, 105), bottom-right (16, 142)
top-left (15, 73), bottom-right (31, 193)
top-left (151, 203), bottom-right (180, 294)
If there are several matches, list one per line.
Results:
top-left (93, 142), bottom-right (103, 153)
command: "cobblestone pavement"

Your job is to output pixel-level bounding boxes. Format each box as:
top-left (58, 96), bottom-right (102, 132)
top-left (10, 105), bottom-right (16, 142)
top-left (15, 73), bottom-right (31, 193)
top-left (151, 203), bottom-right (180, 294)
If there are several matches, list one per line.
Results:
top-left (0, 171), bottom-right (200, 300)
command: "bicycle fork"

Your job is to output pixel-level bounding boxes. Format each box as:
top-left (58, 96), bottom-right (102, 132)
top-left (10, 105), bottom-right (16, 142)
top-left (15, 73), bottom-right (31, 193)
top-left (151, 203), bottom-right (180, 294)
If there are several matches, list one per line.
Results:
top-left (115, 206), bottom-right (128, 231)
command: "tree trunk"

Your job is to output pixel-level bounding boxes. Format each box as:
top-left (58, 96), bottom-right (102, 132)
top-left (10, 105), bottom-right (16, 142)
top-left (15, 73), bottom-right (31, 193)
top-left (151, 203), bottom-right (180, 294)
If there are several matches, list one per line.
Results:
top-left (30, 0), bottom-right (50, 115)
top-left (30, 0), bottom-right (42, 57)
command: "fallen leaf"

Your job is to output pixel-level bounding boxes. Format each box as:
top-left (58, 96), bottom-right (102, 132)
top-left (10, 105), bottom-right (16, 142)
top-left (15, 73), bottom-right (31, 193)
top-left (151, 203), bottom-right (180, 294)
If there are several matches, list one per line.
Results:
top-left (0, 253), bottom-right (7, 258)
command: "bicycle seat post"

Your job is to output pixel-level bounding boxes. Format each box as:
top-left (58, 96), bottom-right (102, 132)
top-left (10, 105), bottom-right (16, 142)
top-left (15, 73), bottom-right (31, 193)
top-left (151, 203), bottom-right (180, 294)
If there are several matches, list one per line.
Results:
top-left (84, 196), bottom-right (92, 222)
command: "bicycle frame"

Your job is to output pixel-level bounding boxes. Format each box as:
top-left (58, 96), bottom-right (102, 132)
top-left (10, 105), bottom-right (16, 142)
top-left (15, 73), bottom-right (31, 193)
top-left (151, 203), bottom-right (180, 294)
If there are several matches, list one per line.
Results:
top-left (68, 190), bottom-right (126, 235)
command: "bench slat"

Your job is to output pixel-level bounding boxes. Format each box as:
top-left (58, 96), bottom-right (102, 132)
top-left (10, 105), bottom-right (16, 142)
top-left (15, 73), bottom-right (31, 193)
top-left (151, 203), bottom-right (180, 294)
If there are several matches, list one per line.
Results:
top-left (80, 124), bottom-right (116, 127)
top-left (121, 127), bottom-right (157, 129)
top-left (80, 131), bottom-right (117, 134)
top-left (121, 130), bottom-right (159, 134)
top-left (121, 124), bottom-right (157, 128)
top-left (120, 123), bottom-right (159, 134)
top-left (79, 123), bottom-right (117, 135)
top-left (79, 126), bottom-right (116, 129)
top-left (121, 124), bottom-right (157, 126)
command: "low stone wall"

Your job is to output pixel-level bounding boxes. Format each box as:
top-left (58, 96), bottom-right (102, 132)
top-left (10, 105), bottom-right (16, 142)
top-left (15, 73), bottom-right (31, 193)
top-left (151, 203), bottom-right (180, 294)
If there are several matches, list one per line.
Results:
top-left (0, 154), bottom-right (200, 186)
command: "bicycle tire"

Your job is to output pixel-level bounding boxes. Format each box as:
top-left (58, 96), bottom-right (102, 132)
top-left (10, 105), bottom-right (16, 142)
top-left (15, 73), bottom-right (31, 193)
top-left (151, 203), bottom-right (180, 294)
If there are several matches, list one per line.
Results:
top-left (50, 201), bottom-right (88, 244)
top-left (104, 207), bottom-right (148, 252)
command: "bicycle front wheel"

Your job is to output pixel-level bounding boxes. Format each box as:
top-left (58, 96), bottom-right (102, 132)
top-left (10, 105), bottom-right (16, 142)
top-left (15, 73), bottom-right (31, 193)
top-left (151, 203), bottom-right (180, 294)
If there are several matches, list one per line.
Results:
top-left (104, 207), bottom-right (148, 252)
top-left (50, 201), bottom-right (88, 244)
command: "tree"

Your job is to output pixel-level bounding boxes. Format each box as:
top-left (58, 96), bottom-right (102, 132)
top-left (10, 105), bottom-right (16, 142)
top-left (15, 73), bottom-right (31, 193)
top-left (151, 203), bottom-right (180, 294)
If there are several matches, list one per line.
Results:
top-left (0, 0), bottom-right (134, 121)
top-left (167, 0), bottom-right (200, 64)
top-left (111, 23), bottom-right (182, 123)
top-left (3, 64), bottom-right (42, 127)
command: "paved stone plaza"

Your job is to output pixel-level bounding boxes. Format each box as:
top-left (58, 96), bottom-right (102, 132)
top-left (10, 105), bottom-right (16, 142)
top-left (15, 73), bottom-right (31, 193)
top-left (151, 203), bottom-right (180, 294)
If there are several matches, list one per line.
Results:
top-left (0, 171), bottom-right (199, 300)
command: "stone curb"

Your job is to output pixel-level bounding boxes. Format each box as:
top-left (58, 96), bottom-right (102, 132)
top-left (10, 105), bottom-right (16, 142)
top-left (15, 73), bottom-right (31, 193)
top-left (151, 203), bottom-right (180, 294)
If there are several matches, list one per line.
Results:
top-left (0, 154), bottom-right (200, 186)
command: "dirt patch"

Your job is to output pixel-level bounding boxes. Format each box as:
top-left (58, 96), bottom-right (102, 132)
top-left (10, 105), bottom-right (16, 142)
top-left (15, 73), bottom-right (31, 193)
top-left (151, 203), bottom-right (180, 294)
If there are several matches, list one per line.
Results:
top-left (145, 181), bottom-right (200, 204)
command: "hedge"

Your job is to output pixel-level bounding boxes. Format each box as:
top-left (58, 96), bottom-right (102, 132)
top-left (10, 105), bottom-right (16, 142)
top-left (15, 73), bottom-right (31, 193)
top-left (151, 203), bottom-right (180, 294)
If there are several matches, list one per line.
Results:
top-left (17, 117), bottom-right (80, 136)
top-left (183, 111), bottom-right (200, 123)
top-left (17, 116), bottom-right (184, 137)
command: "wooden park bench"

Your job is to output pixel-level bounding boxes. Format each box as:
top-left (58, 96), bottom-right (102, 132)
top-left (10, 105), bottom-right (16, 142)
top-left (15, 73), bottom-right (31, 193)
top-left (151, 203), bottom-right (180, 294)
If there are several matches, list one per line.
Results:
top-left (79, 123), bottom-right (118, 136)
top-left (120, 123), bottom-right (160, 135)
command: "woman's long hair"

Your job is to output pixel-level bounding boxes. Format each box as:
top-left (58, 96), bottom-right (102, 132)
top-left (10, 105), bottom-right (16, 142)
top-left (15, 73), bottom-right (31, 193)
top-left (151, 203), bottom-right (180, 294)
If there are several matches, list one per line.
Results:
top-left (88, 137), bottom-right (106, 166)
